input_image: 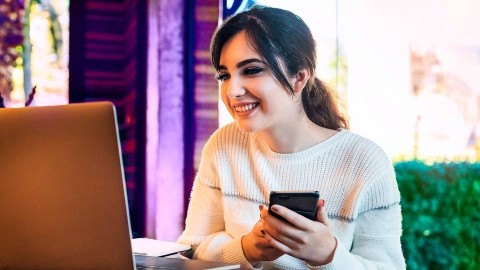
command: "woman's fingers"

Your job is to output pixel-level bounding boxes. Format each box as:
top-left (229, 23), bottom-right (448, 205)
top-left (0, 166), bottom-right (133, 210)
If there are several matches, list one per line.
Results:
top-left (315, 199), bottom-right (330, 227)
top-left (267, 204), bottom-right (313, 230)
top-left (262, 205), bottom-right (310, 246)
top-left (261, 200), bottom-right (332, 249)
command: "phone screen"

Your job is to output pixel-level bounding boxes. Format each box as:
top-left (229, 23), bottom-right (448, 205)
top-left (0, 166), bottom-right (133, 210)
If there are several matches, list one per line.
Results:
top-left (268, 191), bottom-right (319, 221)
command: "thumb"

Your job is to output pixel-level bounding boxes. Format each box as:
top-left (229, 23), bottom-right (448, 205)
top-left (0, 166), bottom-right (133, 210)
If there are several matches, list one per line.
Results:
top-left (315, 199), bottom-right (330, 226)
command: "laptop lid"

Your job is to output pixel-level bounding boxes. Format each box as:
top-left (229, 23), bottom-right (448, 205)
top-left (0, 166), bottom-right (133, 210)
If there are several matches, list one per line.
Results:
top-left (0, 102), bottom-right (135, 269)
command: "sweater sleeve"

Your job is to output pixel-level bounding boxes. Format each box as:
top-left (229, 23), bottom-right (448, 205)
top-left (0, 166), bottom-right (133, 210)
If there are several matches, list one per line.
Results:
top-left (177, 180), bottom-right (259, 269)
top-left (177, 131), bottom-right (260, 269)
top-left (314, 206), bottom-right (405, 270)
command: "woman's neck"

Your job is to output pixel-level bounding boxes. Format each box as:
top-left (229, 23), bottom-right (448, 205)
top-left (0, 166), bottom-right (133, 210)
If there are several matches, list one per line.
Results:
top-left (259, 119), bottom-right (337, 154)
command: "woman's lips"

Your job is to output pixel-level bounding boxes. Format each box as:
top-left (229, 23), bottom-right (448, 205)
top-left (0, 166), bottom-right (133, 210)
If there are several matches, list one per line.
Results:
top-left (232, 102), bottom-right (259, 116)
top-left (234, 103), bottom-right (258, 112)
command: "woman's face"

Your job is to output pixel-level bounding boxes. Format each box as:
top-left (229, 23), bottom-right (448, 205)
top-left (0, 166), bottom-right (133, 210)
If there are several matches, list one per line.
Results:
top-left (217, 30), bottom-right (300, 133)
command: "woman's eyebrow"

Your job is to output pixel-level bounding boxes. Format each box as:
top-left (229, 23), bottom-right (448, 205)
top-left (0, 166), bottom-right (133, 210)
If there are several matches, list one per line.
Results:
top-left (236, 58), bottom-right (265, 68)
top-left (218, 58), bottom-right (266, 71)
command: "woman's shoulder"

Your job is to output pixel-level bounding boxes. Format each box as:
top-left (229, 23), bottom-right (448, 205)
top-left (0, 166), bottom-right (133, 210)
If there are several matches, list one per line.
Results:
top-left (337, 129), bottom-right (378, 144)
top-left (333, 129), bottom-right (393, 172)
top-left (337, 129), bottom-right (389, 156)
top-left (208, 122), bottom-right (248, 142)
top-left (333, 130), bottom-right (400, 217)
top-left (203, 122), bottom-right (254, 152)
top-left (211, 121), bottom-right (241, 136)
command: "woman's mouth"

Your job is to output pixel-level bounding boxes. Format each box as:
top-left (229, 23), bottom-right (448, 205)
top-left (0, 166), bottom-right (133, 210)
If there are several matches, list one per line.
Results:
top-left (234, 103), bottom-right (258, 112)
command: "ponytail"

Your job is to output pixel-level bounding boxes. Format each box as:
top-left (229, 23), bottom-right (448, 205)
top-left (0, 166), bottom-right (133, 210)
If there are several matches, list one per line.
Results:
top-left (301, 77), bottom-right (349, 130)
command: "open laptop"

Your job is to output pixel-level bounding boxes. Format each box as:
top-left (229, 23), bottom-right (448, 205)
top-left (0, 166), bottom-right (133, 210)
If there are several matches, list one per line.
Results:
top-left (0, 102), bottom-right (239, 270)
top-left (0, 102), bottom-right (136, 269)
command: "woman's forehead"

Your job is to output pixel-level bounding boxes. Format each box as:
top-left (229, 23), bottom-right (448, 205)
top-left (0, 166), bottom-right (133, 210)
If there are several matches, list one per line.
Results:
top-left (219, 31), bottom-right (262, 67)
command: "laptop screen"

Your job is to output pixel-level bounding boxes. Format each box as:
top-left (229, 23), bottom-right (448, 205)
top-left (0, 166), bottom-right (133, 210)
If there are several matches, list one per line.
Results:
top-left (0, 102), bottom-right (135, 269)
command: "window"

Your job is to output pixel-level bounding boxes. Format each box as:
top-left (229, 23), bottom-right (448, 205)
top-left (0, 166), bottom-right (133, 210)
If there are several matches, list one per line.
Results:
top-left (219, 0), bottom-right (480, 162)
top-left (2, 0), bottom-right (69, 107)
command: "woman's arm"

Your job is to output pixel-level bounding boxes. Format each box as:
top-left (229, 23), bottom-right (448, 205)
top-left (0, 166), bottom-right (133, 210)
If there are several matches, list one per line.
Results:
top-left (333, 205), bottom-right (406, 270)
top-left (177, 180), bottom-right (258, 268)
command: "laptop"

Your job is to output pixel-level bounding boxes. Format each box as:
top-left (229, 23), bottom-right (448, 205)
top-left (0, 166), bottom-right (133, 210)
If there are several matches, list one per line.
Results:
top-left (0, 102), bottom-right (239, 270)
top-left (0, 101), bottom-right (135, 269)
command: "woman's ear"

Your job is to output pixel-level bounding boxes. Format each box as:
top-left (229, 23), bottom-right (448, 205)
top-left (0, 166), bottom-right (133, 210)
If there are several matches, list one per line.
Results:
top-left (292, 69), bottom-right (310, 94)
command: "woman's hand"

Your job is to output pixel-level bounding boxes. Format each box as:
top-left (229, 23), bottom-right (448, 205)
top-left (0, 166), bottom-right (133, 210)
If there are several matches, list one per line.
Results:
top-left (241, 208), bottom-right (285, 264)
top-left (259, 200), bottom-right (337, 266)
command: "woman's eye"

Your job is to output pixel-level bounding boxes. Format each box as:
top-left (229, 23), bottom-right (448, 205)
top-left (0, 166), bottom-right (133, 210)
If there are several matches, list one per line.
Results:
top-left (244, 67), bottom-right (263, 76)
top-left (215, 73), bottom-right (230, 82)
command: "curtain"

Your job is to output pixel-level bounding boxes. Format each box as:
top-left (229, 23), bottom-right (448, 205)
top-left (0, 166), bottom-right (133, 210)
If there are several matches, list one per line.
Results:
top-left (146, 0), bottom-right (186, 240)
top-left (146, 0), bottom-right (219, 241)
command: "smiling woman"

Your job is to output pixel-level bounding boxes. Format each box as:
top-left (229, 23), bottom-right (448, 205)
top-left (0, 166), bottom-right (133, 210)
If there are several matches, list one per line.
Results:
top-left (177, 5), bottom-right (405, 269)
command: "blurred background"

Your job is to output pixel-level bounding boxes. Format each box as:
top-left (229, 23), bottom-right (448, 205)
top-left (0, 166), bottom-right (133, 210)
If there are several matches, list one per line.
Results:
top-left (0, 0), bottom-right (478, 269)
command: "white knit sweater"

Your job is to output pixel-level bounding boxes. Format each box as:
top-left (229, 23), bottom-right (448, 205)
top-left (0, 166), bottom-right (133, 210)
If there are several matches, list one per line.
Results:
top-left (178, 123), bottom-right (406, 269)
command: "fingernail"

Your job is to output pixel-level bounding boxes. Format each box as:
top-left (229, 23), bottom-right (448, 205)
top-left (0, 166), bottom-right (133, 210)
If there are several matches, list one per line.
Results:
top-left (319, 199), bottom-right (325, 207)
top-left (258, 205), bottom-right (262, 211)
top-left (260, 230), bottom-right (265, 235)
top-left (271, 205), bottom-right (278, 212)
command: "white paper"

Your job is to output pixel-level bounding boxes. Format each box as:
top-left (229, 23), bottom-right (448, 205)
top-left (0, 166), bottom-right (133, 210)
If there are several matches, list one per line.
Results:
top-left (131, 238), bottom-right (191, 257)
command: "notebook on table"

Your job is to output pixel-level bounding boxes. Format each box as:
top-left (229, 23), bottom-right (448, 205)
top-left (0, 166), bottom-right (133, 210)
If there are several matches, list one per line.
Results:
top-left (0, 102), bottom-right (239, 269)
top-left (131, 238), bottom-right (240, 270)
top-left (135, 255), bottom-right (240, 270)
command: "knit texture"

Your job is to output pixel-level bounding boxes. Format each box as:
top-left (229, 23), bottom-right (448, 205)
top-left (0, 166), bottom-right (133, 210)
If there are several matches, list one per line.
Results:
top-left (178, 123), bottom-right (406, 269)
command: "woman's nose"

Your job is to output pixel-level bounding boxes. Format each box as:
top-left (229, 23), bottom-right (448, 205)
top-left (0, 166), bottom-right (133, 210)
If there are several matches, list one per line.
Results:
top-left (226, 77), bottom-right (246, 98)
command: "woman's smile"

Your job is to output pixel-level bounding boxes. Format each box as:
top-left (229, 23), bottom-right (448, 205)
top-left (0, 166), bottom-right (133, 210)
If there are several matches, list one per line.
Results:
top-left (233, 102), bottom-right (260, 116)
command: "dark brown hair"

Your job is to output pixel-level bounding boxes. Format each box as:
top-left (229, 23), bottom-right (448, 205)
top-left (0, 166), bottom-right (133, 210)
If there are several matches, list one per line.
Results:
top-left (211, 5), bottom-right (349, 130)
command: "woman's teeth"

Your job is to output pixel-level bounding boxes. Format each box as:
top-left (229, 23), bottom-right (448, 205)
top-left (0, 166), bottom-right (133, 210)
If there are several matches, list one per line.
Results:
top-left (235, 103), bottom-right (257, 112)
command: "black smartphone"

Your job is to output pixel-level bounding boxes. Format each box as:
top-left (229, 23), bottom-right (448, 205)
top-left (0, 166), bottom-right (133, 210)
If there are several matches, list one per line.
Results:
top-left (268, 191), bottom-right (319, 222)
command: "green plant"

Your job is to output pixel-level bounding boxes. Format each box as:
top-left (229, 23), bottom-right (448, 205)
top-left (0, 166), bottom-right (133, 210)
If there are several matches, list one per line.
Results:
top-left (395, 161), bottom-right (480, 269)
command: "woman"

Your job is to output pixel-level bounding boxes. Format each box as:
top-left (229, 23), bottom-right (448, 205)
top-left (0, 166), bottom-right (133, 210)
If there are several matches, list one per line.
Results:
top-left (178, 5), bottom-right (405, 269)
